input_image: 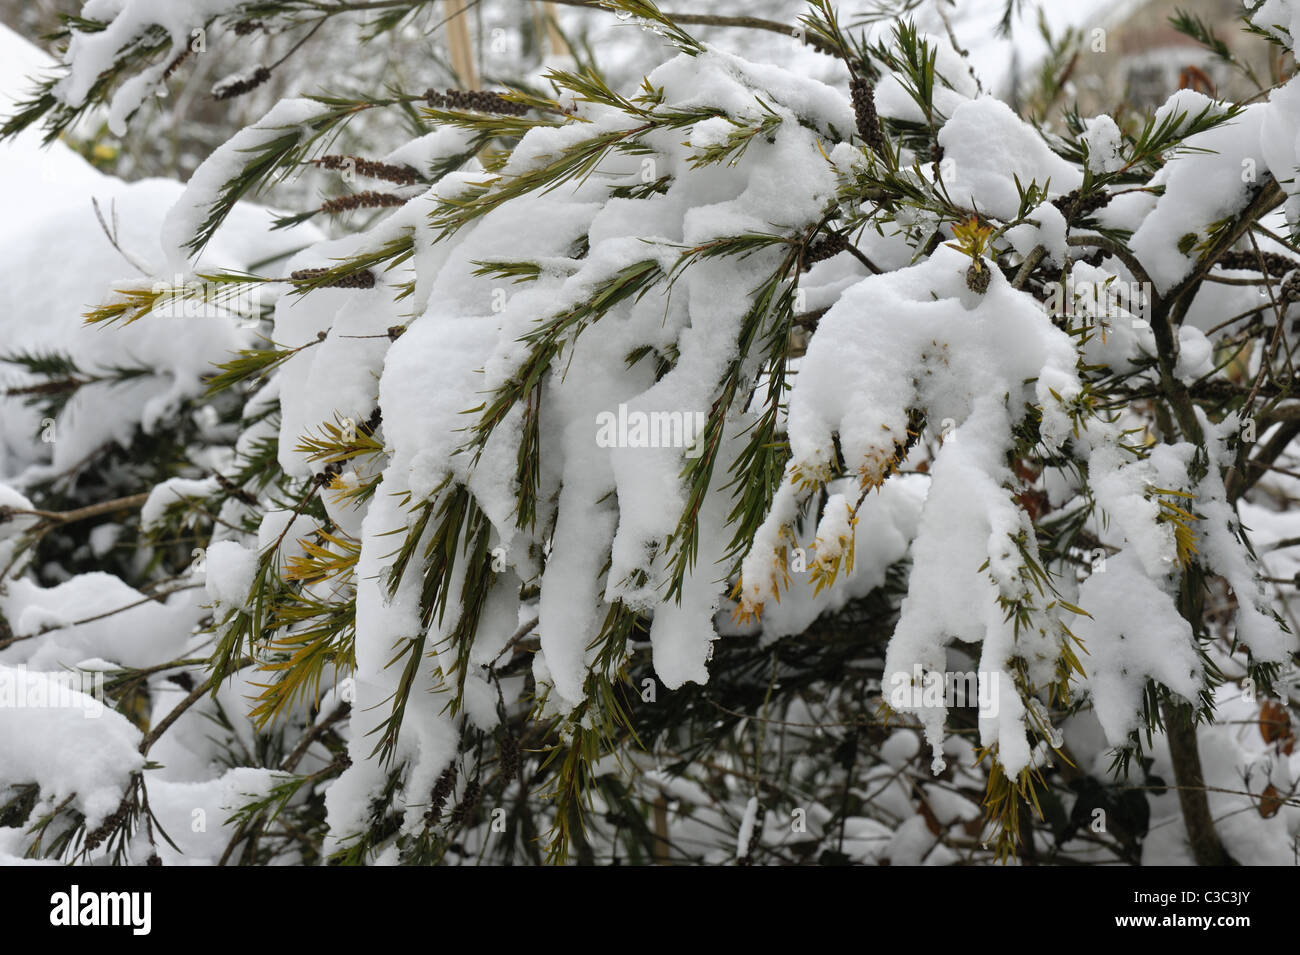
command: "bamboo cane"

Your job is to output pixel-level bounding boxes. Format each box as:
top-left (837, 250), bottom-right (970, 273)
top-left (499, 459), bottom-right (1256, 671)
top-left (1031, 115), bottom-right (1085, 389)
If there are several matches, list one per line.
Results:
top-left (543, 2), bottom-right (570, 58)
top-left (443, 0), bottom-right (478, 89)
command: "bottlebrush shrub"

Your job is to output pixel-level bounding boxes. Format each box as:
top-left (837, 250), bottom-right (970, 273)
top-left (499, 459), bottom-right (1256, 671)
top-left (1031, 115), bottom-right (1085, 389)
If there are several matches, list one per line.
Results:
top-left (3, 0), bottom-right (1300, 866)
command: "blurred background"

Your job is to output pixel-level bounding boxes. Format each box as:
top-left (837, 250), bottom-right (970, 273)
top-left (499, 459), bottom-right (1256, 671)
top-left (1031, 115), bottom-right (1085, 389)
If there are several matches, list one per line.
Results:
top-left (1, 0), bottom-right (1281, 188)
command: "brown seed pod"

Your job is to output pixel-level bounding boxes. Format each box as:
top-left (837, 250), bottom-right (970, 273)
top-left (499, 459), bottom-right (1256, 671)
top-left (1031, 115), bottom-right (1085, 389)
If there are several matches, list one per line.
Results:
top-left (424, 765), bottom-right (458, 825)
top-left (425, 88), bottom-right (528, 116)
top-left (163, 49), bottom-right (191, 80)
top-left (804, 231), bottom-right (850, 269)
top-left (290, 267), bottom-right (377, 290)
top-left (213, 66), bottom-right (272, 101)
top-left (498, 731), bottom-right (520, 784)
top-left (1050, 188), bottom-right (1112, 222)
top-left (319, 191), bottom-right (408, 216)
top-left (1217, 249), bottom-right (1299, 280)
top-left (311, 155), bottom-right (421, 187)
top-left (849, 78), bottom-right (885, 154)
top-left (451, 780), bottom-right (482, 825)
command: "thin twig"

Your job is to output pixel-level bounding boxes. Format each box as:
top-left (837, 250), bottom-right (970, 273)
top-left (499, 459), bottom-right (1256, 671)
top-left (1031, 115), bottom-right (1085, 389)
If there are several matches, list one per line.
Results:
top-left (3, 491), bottom-right (150, 527)
top-left (490, 615), bottom-right (540, 667)
top-left (33, 582), bottom-right (206, 637)
top-left (281, 702), bottom-right (351, 772)
top-left (139, 657), bottom-right (253, 756)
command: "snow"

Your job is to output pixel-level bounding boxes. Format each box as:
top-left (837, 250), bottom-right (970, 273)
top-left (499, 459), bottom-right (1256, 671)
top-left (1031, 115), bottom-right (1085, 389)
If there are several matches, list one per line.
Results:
top-left (0, 26), bottom-right (318, 484)
top-left (0, 572), bottom-right (205, 671)
top-left (1260, 72), bottom-right (1300, 216)
top-left (203, 539), bottom-right (257, 609)
top-left (1139, 683), bottom-right (1300, 866)
top-left (4, 0), bottom-right (1300, 867)
top-left (160, 96), bottom-right (325, 271)
top-left (140, 476), bottom-right (220, 529)
top-left (735, 795), bottom-right (759, 858)
top-left (1074, 551), bottom-right (1202, 744)
top-left (142, 768), bottom-right (286, 863)
top-left (0, 662), bottom-right (144, 829)
top-left (55, 0), bottom-right (248, 136)
top-left (1004, 201), bottom-right (1069, 266)
top-left (751, 477), bottom-right (923, 641)
top-left (1082, 114), bottom-right (1124, 175)
top-left (938, 98), bottom-right (1083, 220)
top-left (0, 21), bottom-right (328, 859)
top-left (1251, 0), bottom-right (1300, 50)
top-left (1130, 101), bottom-right (1267, 293)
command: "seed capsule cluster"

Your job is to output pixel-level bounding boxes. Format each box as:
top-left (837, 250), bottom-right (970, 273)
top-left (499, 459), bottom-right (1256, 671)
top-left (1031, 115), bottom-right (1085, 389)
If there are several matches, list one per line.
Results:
top-left (450, 780), bottom-right (481, 825)
top-left (312, 155), bottom-right (420, 186)
top-left (319, 191), bottom-right (407, 216)
top-left (83, 793), bottom-right (134, 852)
top-left (424, 88), bottom-right (528, 116)
top-left (498, 731), bottom-right (520, 784)
top-left (424, 766), bottom-right (458, 826)
top-left (804, 231), bottom-right (849, 269)
top-left (290, 267), bottom-right (377, 289)
top-left (213, 66), bottom-right (272, 100)
top-left (849, 79), bottom-right (885, 154)
top-left (929, 140), bottom-right (945, 168)
top-left (310, 407), bottom-right (381, 486)
top-left (966, 262), bottom-right (990, 294)
top-left (1218, 249), bottom-right (1297, 277)
top-left (312, 462), bottom-right (342, 487)
top-left (1050, 188), bottom-right (1112, 221)
top-left (1282, 272), bottom-right (1300, 303)
top-left (163, 49), bottom-right (190, 80)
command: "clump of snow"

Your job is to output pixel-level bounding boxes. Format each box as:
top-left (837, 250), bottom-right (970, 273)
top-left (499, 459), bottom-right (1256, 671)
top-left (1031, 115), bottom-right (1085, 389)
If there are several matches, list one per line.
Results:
top-left (203, 540), bottom-right (257, 609)
top-left (1074, 550), bottom-right (1201, 743)
top-left (1004, 201), bottom-right (1068, 265)
top-left (0, 663), bottom-right (143, 829)
top-left (1130, 100), bottom-right (1266, 293)
top-left (141, 476), bottom-right (220, 529)
top-left (1082, 114), bottom-right (1124, 174)
top-left (937, 97), bottom-right (1082, 219)
top-left (1, 572), bottom-right (205, 671)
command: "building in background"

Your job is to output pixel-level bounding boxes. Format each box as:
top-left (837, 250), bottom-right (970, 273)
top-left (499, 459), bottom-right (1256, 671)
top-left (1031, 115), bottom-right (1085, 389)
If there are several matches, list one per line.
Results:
top-left (1047, 0), bottom-right (1286, 115)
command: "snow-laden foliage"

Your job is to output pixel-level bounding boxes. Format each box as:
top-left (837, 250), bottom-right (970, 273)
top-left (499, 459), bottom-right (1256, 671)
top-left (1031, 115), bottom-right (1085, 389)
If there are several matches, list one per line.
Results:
top-left (4, 0), bottom-right (1300, 865)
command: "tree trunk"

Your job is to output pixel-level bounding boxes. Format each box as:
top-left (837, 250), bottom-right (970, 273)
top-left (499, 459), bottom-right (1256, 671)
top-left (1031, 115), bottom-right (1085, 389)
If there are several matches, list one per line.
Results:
top-left (1161, 698), bottom-right (1234, 866)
